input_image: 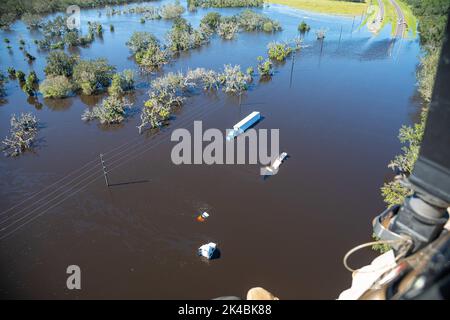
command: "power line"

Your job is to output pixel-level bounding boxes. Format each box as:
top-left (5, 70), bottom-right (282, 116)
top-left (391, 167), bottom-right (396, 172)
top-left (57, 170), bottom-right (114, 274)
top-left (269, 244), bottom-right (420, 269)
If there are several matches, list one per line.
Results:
top-left (0, 100), bottom-right (224, 239)
top-left (0, 100), bottom-right (212, 221)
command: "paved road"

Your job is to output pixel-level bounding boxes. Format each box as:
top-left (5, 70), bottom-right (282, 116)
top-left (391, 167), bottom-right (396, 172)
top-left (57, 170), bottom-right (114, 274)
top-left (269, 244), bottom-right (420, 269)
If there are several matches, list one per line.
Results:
top-left (377, 0), bottom-right (385, 22)
top-left (390, 0), bottom-right (406, 37)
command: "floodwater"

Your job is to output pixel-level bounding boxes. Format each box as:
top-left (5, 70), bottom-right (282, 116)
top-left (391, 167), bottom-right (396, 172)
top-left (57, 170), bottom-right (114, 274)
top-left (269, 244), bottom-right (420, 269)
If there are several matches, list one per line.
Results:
top-left (0, 1), bottom-right (422, 299)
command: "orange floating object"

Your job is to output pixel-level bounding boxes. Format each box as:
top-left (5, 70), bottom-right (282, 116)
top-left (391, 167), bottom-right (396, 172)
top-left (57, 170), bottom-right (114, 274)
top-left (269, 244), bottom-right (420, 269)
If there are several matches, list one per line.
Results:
top-left (196, 212), bottom-right (209, 222)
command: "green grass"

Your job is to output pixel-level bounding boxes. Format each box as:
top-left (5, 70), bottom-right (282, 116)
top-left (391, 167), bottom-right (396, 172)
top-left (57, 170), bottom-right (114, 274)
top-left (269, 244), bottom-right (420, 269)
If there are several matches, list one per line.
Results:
top-left (359, 2), bottom-right (379, 31)
top-left (266, 0), bottom-right (368, 16)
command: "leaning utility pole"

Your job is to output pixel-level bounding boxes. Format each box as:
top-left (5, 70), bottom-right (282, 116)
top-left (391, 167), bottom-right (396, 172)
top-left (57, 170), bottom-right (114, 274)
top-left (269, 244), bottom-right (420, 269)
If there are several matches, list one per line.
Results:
top-left (99, 153), bottom-right (110, 187)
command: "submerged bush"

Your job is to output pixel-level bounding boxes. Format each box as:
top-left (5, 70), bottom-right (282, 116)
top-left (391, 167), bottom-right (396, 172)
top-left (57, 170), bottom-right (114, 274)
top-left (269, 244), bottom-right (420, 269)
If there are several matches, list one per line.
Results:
top-left (219, 64), bottom-right (251, 93)
top-left (44, 51), bottom-right (79, 77)
top-left (108, 70), bottom-right (135, 96)
top-left (72, 58), bottom-right (116, 95)
top-left (217, 18), bottom-right (239, 40)
top-left (0, 72), bottom-right (7, 97)
top-left (22, 13), bottom-right (43, 29)
top-left (160, 1), bottom-right (185, 19)
top-left (82, 95), bottom-right (131, 124)
top-left (2, 112), bottom-right (39, 157)
top-left (267, 42), bottom-right (293, 62)
top-left (167, 17), bottom-right (210, 52)
top-left (201, 12), bottom-right (222, 30)
top-left (15, 70), bottom-right (26, 82)
top-left (127, 32), bottom-right (169, 70)
top-left (139, 65), bottom-right (251, 133)
top-left (39, 75), bottom-right (74, 98)
top-left (7, 67), bottom-right (16, 78)
top-left (237, 10), bottom-right (281, 32)
top-left (257, 56), bottom-right (273, 77)
top-left (316, 29), bottom-right (326, 40)
top-left (188, 0), bottom-right (263, 8)
top-left (127, 31), bottom-right (159, 54)
top-left (298, 21), bottom-right (310, 33)
top-left (21, 72), bottom-right (39, 96)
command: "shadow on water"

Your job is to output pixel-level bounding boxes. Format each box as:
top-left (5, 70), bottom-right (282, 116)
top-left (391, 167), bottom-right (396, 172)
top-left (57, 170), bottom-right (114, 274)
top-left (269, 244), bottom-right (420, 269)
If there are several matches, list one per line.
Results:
top-left (108, 179), bottom-right (150, 187)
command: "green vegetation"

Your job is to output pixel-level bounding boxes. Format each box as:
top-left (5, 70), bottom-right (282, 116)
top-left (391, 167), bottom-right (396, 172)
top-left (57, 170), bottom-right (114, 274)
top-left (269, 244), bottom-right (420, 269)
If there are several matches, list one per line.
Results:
top-left (160, 1), bottom-right (186, 19)
top-left (0, 0), bottom-right (145, 30)
top-left (237, 9), bottom-right (281, 32)
top-left (21, 71), bottom-right (39, 96)
top-left (2, 113), bottom-right (39, 157)
top-left (0, 72), bottom-right (7, 97)
top-left (167, 17), bottom-right (209, 52)
top-left (381, 0), bottom-right (449, 209)
top-left (218, 17), bottom-right (239, 40)
top-left (188, 0), bottom-right (263, 8)
top-left (266, 0), bottom-right (368, 16)
top-left (82, 94), bottom-right (132, 124)
top-left (110, 24), bottom-right (114, 32)
top-left (22, 12), bottom-right (43, 29)
top-left (39, 75), bottom-right (74, 98)
top-left (36, 17), bottom-right (102, 50)
top-left (127, 32), bottom-right (169, 70)
top-left (41, 51), bottom-right (116, 96)
top-left (257, 56), bottom-right (273, 77)
top-left (200, 12), bottom-right (222, 30)
top-left (7, 67), bottom-right (16, 78)
top-left (219, 65), bottom-right (252, 93)
top-left (298, 21), bottom-right (310, 33)
top-left (15, 70), bottom-right (26, 83)
top-left (139, 65), bottom-right (253, 132)
top-left (108, 70), bottom-right (135, 97)
top-left (44, 51), bottom-right (79, 77)
top-left (24, 51), bottom-right (36, 63)
top-left (267, 42), bottom-right (293, 61)
top-left (213, 10), bottom-right (282, 40)
top-left (72, 59), bottom-right (116, 95)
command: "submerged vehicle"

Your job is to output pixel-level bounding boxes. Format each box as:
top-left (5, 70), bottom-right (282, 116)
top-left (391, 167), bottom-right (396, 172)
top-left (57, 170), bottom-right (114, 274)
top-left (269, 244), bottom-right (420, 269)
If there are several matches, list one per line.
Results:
top-left (226, 111), bottom-right (261, 141)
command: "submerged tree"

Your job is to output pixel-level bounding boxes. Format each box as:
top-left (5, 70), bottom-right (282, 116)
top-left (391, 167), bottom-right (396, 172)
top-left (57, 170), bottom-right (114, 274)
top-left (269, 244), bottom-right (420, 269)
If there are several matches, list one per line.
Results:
top-left (298, 21), bottom-right (310, 33)
top-left (0, 72), bottom-right (7, 97)
top-left (219, 64), bottom-right (251, 93)
top-left (39, 75), bottom-right (74, 98)
top-left (267, 42), bottom-right (293, 62)
top-left (82, 94), bottom-right (132, 124)
top-left (257, 56), bottom-right (273, 78)
top-left (108, 70), bottom-right (135, 96)
top-left (72, 58), bottom-right (116, 95)
top-left (2, 113), bottom-right (39, 157)
top-left (159, 1), bottom-right (185, 19)
top-left (44, 51), bottom-right (79, 77)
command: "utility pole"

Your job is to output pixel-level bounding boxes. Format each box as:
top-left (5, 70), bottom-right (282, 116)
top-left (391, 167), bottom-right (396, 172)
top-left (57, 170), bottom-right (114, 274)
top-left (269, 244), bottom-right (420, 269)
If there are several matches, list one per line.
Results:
top-left (289, 53), bottom-right (295, 88)
top-left (350, 16), bottom-right (355, 35)
top-left (100, 153), bottom-right (110, 187)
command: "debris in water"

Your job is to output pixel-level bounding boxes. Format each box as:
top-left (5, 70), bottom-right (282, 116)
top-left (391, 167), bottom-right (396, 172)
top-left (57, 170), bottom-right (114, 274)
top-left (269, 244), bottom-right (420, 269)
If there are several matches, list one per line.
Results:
top-left (196, 211), bottom-right (210, 222)
top-left (261, 152), bottom-right (288, 176)
top-left (198, 242), bottom-right (217, 259)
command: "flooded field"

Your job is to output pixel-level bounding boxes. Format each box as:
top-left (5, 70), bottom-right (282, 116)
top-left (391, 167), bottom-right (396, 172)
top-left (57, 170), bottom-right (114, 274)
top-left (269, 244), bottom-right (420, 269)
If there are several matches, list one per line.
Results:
top-left (0, 1), bottom-right (422, 299)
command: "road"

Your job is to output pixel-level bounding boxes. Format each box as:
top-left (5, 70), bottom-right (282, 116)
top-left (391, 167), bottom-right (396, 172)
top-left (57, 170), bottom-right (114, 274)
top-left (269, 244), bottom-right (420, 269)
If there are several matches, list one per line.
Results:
top-left (368, 0), bottom-right (385, 33)
top-left (389, 0), bottom-right (406, 37)
top-left (377, 0), bottom-right (385, 23)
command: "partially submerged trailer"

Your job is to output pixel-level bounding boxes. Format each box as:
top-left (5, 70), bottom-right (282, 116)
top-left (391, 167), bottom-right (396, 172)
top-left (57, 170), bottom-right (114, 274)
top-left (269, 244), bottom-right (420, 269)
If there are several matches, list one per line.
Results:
top-left (226, 111), bottom-right (261, 141)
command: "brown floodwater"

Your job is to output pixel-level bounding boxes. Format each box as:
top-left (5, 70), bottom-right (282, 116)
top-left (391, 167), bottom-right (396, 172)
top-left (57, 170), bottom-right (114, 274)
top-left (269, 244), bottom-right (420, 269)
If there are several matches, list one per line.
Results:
top-left (0, 2), bottom-right (422, 299)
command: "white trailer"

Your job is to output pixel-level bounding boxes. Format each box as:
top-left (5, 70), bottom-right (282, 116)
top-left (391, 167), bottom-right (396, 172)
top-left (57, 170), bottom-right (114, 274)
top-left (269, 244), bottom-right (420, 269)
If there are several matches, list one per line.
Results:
top-left (226, 111), bottom-right (261, 141)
